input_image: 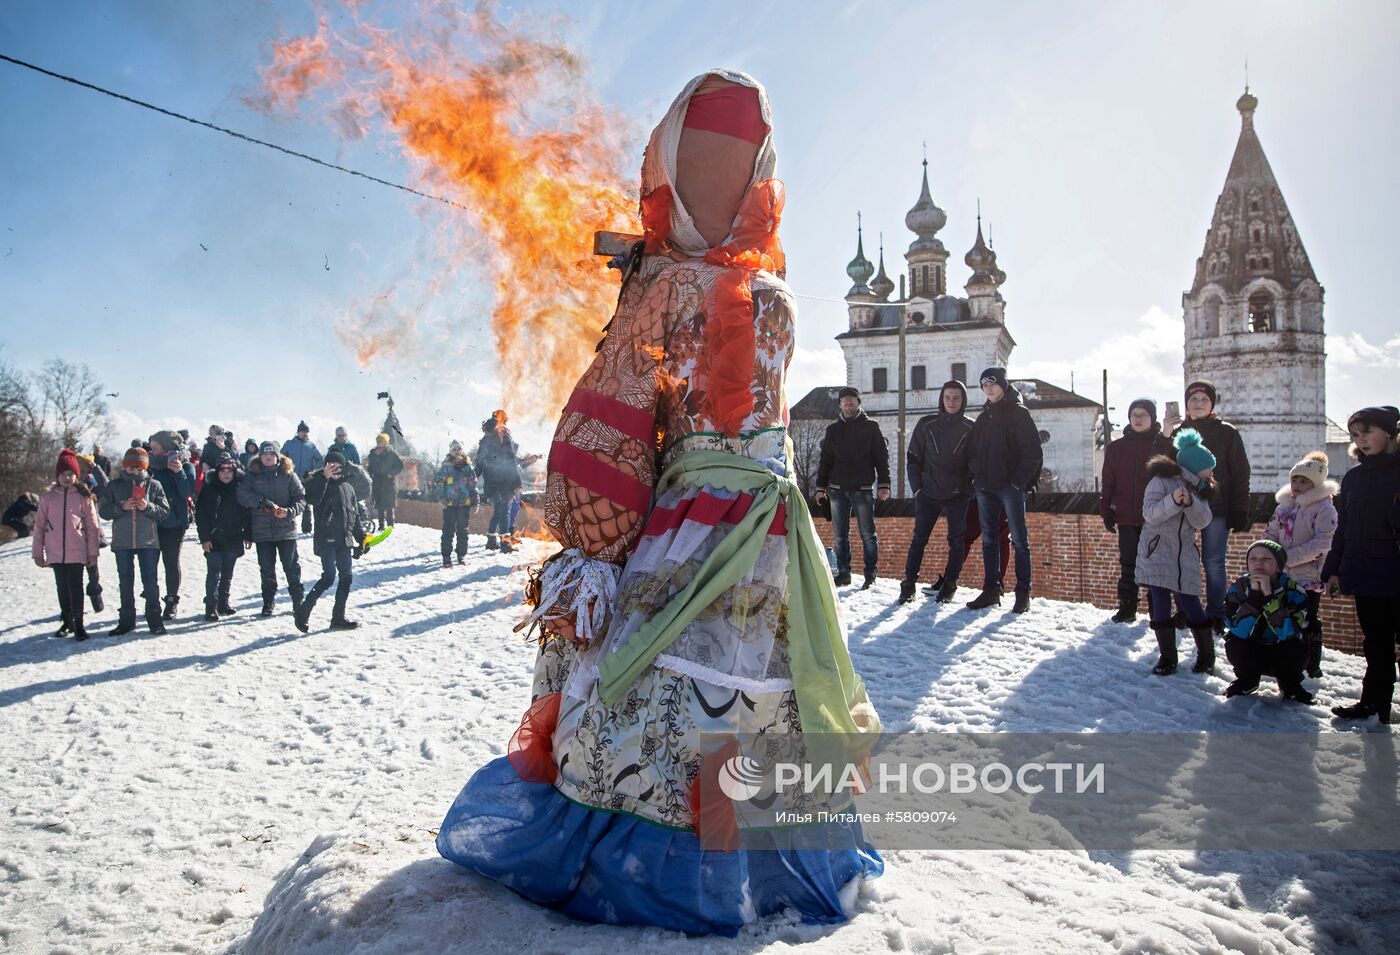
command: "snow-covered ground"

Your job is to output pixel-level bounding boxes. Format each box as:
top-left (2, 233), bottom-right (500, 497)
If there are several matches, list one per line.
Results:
top-left (1, 524), bottom-right (1395, 954)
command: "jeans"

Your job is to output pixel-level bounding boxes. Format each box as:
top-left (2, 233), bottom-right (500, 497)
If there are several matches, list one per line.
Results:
top-left (52, 563), bottom-right (86, 628)
top-left (255, 539), bottom-right (304, 607)
top-left (157, 525), bottom-right (184, 600)
top-left (486, 492), bottom-right (514, 536)
top-left (1200, 514), bottom-right (1230, 619)
top-left (1355, 596), bottom-right (1400, 712)
top-left (305, 544), bottom-right (353, 620)
top-left (115, 548), bottom-right (161, 628)
top-left (507, 492), bottom-right (522, 534)
top-left (975, 486), bottom-right (1031, 592)
top-left (1146, 586), bottom-right (1208, 626)
top-left (442, 505), bottom-right (472, 558)
top-left (829, 488), bottom-right (877, 577)
top-left (963, 497), bottom-right (1010, 583)
top-left (1116, 525), bottom-right (1143, 602)
top-left (204, 549), bottom-right (240, 605)
top-left (903, 493), bottom-right (968, 584)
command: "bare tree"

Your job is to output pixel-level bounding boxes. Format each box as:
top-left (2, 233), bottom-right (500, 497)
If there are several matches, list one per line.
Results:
top-left (790, 419), bottom-right (826, 497)
top-left (35, 358), bottom-right (110, 452)
top-left (0, 351), bottom-right (57, 526)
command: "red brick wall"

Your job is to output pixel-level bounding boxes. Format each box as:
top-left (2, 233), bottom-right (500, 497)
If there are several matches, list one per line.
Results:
top-left (810, 513), bottom-right (1367, 656)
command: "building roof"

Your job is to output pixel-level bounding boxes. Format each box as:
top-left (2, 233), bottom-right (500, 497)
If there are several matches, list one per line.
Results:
top-left (791, 378), bottom-right (1101, 420)
top-left (1189, 89), bottom-right (1318, 297)
top-left (1325, 416), bottom-right (1349, 445)
top-left (835, 298), bottom-right (1014, 338)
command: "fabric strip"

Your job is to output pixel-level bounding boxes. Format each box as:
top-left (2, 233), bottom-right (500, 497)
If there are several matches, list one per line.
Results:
top-left (683, 87), bottom-right (768, 145)
top-left (562, 389), bottom-right (657, 445)
top-left (549, 441), bottom-right (653, 515)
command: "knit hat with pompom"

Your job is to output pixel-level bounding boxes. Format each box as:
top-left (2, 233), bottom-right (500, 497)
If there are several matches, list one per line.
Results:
top-left (1289, 451), bottom-right (1329, 488)
top-left (1173, 429), bottom-right (1217, 475)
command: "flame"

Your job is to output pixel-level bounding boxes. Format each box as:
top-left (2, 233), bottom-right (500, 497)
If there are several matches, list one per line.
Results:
top-left (255, 1), bottom-right (638, 421)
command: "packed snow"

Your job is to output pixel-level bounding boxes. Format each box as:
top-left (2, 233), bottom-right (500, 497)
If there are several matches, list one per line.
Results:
top-left (0, 524), bottom-right (1395, 954)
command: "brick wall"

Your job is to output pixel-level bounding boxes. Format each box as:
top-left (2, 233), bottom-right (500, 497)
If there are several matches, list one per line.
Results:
top-left (393, 496), bottom-right (1368, 656)
top-left (809, 512), bottom-right (1368, 656)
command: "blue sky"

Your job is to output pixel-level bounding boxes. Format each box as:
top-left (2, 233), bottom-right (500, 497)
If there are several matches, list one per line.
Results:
top-left (2, 0), bottom-right (1397, 458)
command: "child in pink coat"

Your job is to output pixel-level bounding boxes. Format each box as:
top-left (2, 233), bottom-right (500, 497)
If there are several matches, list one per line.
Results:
top-left (32, 449), bottom-right (103, 640)
top-left (1265, 451), bottom-right (1339, 678)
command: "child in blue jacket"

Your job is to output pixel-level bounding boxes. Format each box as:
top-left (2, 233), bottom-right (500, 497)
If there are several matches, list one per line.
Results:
top-left (1223, 540), bottom-right (1312, 703)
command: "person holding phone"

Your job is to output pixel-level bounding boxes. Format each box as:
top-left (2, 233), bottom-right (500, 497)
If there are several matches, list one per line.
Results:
top-left (237, 440), bottom-right (308, 618)
top-left (1222, 540), bottom-right (1312, 702)
top-left (1161, 381), bottom-right (1252, 633)
top-left (148, 430), bottom-right (196, 621)
top-left (1135, 429), bottom-right (1218, 675)
top-left (96, 447), bottom-right (172, 635)
top-left (296, 451), bottom-right (371, 632)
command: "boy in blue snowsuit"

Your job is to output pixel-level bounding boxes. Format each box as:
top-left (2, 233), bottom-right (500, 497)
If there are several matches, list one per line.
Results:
top-left (1223, 539), bottom-right (1312, 703)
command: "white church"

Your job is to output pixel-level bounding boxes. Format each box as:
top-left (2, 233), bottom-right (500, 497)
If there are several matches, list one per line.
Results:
top-left (794, 88), bottom-right (1342, 496)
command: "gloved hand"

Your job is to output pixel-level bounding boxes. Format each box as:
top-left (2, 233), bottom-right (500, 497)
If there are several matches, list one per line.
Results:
top-left (1102, 514), bottom-right (1116, 534)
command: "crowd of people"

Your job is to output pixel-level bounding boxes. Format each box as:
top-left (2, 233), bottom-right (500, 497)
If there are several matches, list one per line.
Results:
top-left (817, 368), bottom-right (1399, 724)
top-left (19, 410), bottom-right (534, 640)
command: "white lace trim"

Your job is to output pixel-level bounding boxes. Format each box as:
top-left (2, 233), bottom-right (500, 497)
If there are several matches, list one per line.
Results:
top-left (653, 653), bottom-right (795, 694)
top-left (520, 548), bottom-right (621, 646)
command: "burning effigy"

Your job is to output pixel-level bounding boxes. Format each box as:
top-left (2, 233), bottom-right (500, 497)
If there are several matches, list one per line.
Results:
top-left (433, 69), bottom-right (884, 935)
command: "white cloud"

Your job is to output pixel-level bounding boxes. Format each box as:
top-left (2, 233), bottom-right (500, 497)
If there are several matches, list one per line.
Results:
top-left (786, 345), bottom-right (846, 406)
top-left (1328, 331), bottom-right (1400, 370)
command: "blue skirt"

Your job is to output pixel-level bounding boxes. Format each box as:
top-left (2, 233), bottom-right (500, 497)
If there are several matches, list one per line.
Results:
top-left (437, 757), bottom-right (884, 937)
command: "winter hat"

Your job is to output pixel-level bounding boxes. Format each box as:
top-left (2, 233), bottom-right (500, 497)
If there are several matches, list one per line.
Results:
top-left (55, 448), bottom-right (81, 478)
top-left (448, 439), bottom-right (464, 453)
top-left (940, 380), bottom-right (968, 411)
top-left (1173, 429), bottom-right (1216, 475)
top-left (1289, 451), bottom-right (1329, 488)
top-left (1247, 539), bottom-right (1287, 574)
top-left (979, 366), bottom-right (1009, 390)
top-left (148, 429), bottom-right (182, 452)
top-left (325, 450), bottom-right (347, 466)
top-left (122, 447), bottom-right (149, 471)
top-left (258, 440), bottom-right (279, 455)
top-left (335, 426), bottom-right (348, 438)
top-left (296, 421), bottom-right (310, 434)
top-left (837, 386), bottom-right (861, 401)
top-left (245, 439), bottom-right (259, 452)
top-left (1185, 379), bottom-right (1217, 409)
top-left (1347, 405), bottom-right (1400, 439)
top-left (214, 452), bottom-right (238, 471)
top-left (1128, 397), bottom-right (1158, 422)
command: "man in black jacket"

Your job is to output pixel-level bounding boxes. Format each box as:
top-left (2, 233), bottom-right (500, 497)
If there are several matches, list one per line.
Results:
top-left (296, 451), bottom-right (371, 632)
top-left (1163, 379), bottom-right (1252, 630)
top-left (901, 380), bottom-right (974, 603)
top-left (967, 367), bottom-right (1042, 613)
top-left (815, 386), bottom-right (891, 589)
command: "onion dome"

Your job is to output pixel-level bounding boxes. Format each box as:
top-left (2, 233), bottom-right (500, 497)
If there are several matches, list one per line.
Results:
top-left (986, 225), bottom-right (1007, 287)
top-left (870, 234), bottom-right (895, 301)
top-left (846, 213), bottom-right (874, 290)
top-left (905, 158), bottom-right (947, 252)
top-left (964, 215), bottom-right (995, 285)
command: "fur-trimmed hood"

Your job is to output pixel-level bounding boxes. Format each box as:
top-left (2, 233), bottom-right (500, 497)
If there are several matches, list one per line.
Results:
top-left (248, 454), bottom-right (294, 476)
top-left (1274, 479), bottom-right (1339, 508)
top-left (1146, 454), bottom-right (1182, 479)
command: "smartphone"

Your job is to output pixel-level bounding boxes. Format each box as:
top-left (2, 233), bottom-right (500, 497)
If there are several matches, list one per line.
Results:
top-left (1165, 400), bottom-right (1180, 420)
top-left (129, 484), bottom-right (147, 504)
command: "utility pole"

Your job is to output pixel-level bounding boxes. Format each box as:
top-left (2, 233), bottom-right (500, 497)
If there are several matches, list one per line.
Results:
top-left (897, 303), bottom-right (907, 498)
top-left (1102, 369), bottom-right (1111, 447)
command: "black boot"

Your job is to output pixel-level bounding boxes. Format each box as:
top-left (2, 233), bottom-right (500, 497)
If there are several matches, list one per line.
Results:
top-left (1011, 589), bottom-right (1031, 614)
top-left (922, 574), bottom-right (946, 596)
top-left (1110, 596), bottom-right (1138, 624)
top-left (935, 579), bottom-right (958, 603)
top-left (1190, 624), bottom-right (1216, 674)
top-left (161, 595), bottom-right (179, 621)
top-left (217, 597), bottom-right (236, 617)
top-left (1225, 678), bottom-right (1259, 698)
top-left (329, 615), bottom-right (359, 631)
top-left (204, 599), bottom-right (218, 623)
top-left (1331, 701), bottom-right (1387, 722)
top-left (108, 616), bottom-right (136, 637)
top-left (442, 551), bottom-right (453, 569)
top-left (54, 614), bottom-right (72, 638)
top-left (861, 574), bottom-right (876, 591)
top-left (966, 584), bottom-right (1002, 610)
top-left (1151, 623), bottom-right (1178, 675)
top-left (87, 580), bottom-right (104, 613)
top-left (1304, 629), bottom-right (1323, 679)
top-left (260, 599), bottom-right (274, 617)
top-left (485, 535), bottom-right (499, 551)
top-left (1280, 683), bottom-right (1316, 705)
top-left (294, 595), bottom-right (317, 634)
top-left (833, 572), bottom-right (852, 587)
top-left (73, 620), bottom-right (88, 641)
top-left (898, 580), bottom-right (916, 604)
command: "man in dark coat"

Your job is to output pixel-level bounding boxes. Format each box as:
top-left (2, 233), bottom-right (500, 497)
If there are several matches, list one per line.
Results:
top-left (237, 441), bottom-right (307, 617)
top-left (1100, 398), bottom-right (1175, 622)
top-left (194, 452), bottom-right (252, 620)
top-left (967, 367), bottom-right (1042, 613)
top-left (296, 451), bottom-right (370, 632)
top-left (900, 380), bottom-right (974, 603)
top-left (475, 410), bottom-right (523, 553)
top-left (1163, 379), bottom-right (1252, 630)
top-left (366, 433), bottom-right (404, 531)
top-left (815, 386), bottom-right (891, 589)
top-left (148, 430), bottom-right (196, 621)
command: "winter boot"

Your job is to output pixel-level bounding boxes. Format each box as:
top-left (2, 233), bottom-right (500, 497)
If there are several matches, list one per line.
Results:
top-left (1280, 683), bottom-right (1316, 705)
top-left (217, 597), bottom-right (236, 617)
top-left (73, 622), bottom-right (89, 642)
top-left (294, 595), bottom-right (317, 634)
top-left (898, 580), bottom-right (916, 604)
top-left (54, 616), bottom-right (72, 638)
top-left (1011, 589), bottom-right (1031, 614)
top-left (442, 551), bottom-right (453, 569)
top-left (966, 584), bottom-right (1002, 610)
top-left (833, 572), bottom-right (852, 587)
top-left (329, 615), bottom-right (359, 631)
top-left (108, 615), bottom-right (136, 637)
top-left (204, 599), bottom-right (218, 623)
top-left (935, 579), bottom-right (958, 603)
top-left (1150, 623), bottom-right (1178, 675)
top-left (1189, 624), bottom-right (1216, 674)
top-left (87, 580), bottom-right (104, 613)
top-left (485, 535), bottom-right (500, 551)
top-left (1110, 596), bottom-right (1138, 624)
top-left (922, 574), bottom-right (946, 597)
top-left (500, 539), bottom-right (516, 554)
top-left (861, 575), bottom-right (876, 591)
top-left (161, 595), bottom-right (179, 621)
top-left (1224, 679), bottom-right (1259, 698)
top-left (1304, 628), bottom-right (1324, 679)
top-left (1331, 701), bottom-right (1390, 723)
top-left (260, 600), bottom-right (274, 618)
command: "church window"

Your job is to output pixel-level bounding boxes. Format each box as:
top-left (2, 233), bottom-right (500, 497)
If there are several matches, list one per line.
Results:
top-left (935, 266), bottom-right (944, 295)
top-left (911, 365), bottom-right (927, 391)
top-left (1247, 291), bottom-right (1275, 332)
top-left (951, 361), bottom-right (967, 384)
top-left (872, 367), bottom-right (889, 392)
top-left (1201, 297), bottom-right (1221, 337)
